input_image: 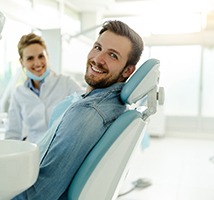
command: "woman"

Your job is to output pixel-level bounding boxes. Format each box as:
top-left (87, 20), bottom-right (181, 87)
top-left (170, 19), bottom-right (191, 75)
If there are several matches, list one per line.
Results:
top-left (5, 33), bottom-right (83, 143)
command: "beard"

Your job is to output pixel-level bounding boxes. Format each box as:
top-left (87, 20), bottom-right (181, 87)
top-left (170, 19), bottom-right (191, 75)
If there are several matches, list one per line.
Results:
top-left (84, 61), bottom-right (124, 89)
top-left (85, 73), bottom-right (120, 89)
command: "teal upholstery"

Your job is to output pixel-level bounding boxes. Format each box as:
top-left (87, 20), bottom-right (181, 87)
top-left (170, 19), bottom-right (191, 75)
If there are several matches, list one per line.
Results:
top-left (68, 110), bottom-right (142, 200)
top-left (121, 58), bottom-right (160, 104)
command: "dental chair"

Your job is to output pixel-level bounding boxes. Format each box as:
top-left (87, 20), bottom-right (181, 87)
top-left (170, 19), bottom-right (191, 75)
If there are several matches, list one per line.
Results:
top-left (67, 58), bottom-right (164, 200)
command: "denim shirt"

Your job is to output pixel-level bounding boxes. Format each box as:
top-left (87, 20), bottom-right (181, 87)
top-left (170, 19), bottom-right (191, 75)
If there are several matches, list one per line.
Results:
top-left (13, 82), bottom-right (127, 200)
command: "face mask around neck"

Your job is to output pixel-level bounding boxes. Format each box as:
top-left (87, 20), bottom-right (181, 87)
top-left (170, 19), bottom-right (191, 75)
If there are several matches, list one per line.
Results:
top-left (26, 68), bottom-right (50, 81)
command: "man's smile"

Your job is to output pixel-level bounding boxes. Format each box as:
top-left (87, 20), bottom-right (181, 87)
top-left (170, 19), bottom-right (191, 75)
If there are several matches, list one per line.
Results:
top-left (91, 65), bottom-right (105, 73)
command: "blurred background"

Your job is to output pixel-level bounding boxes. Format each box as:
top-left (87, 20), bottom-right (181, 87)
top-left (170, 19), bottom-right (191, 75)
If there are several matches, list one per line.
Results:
top-left (1, 0), bottom-right (214, 137)
top-left (1, 1), bottom-right (214, 200)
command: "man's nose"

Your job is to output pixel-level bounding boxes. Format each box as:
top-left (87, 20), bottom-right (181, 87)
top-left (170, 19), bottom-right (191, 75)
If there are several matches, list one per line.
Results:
top-left (94, 52), bottom-right (106, 65)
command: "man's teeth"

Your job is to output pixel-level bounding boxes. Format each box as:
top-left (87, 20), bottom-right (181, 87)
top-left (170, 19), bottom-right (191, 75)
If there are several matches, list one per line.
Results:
top-left (92, 66), bottom-right (103, 73)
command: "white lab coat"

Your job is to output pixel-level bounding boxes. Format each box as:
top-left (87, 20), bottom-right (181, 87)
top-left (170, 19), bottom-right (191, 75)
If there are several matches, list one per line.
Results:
top-left (5, 73), bottom-right (83, 143)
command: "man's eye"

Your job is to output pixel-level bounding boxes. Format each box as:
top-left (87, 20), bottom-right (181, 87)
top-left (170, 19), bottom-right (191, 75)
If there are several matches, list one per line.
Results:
top-left (110, 53), bottom-right (118, 60)
top-left (94, 45), bottom-right (101, 51)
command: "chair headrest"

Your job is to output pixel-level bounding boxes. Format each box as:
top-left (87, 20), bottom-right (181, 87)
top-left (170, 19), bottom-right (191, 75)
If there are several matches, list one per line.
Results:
top-left (120, 58), bottom-right (160, 105)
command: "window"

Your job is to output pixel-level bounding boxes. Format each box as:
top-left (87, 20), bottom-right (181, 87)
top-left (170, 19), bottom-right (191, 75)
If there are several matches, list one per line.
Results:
top-left (0, 18), bottom-right (31, 101)
top-left (150, 46), bottom-right (201, 116)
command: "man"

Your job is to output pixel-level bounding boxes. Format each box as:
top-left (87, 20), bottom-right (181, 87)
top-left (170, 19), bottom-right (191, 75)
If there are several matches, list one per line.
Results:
top-left (13, 20), bottom-right (144, 200)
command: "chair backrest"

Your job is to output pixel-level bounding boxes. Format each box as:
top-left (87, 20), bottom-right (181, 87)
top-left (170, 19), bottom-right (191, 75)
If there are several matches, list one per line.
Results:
top-left (67, 58), bottom-right (161, 200)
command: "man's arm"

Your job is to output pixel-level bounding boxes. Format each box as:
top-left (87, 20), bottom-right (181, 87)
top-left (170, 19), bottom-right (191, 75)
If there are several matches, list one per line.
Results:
top-left (13, 105), bottom-right (106, 200)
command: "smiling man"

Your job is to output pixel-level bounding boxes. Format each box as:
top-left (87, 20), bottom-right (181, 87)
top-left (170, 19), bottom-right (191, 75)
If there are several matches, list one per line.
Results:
top-left (85, 30), bottom-right (134, 92)
top-left (13, 20), bottom-right (144, 200)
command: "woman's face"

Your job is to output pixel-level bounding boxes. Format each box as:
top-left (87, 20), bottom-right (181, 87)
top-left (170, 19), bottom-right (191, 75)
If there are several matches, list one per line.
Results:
top-left (20, 43), bottom-right (48, 76)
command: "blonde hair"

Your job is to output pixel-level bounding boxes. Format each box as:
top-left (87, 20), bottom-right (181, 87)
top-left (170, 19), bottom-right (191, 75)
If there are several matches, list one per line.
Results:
top-left (18, 33), bottom-right (47, 59)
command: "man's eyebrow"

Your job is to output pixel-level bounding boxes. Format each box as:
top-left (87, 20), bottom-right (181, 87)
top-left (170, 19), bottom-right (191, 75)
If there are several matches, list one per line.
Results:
top-left (94, 42), bottom-right (101, 46)
top-left (109, 48), bottom-right (122, 59)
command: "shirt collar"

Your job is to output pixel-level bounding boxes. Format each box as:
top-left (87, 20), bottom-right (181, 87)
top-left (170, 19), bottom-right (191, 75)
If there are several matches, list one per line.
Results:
top-left (26, 78), bottom-right (45, 96)
top-left (82, 82), bottom-right (125, 98)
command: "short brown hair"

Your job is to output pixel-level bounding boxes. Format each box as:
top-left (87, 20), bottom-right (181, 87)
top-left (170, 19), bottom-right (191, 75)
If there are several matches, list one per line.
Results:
top-left (99, 20), bottom-right (144, 66)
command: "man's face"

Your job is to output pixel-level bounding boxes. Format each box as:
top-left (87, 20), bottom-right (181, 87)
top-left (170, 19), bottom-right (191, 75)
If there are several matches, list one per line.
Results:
top-left (85, 30), bottom-right (135, 90)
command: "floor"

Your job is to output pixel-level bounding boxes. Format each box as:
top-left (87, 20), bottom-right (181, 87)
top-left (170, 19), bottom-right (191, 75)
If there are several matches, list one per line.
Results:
top-left (118, 136), bottom-right (214, 200)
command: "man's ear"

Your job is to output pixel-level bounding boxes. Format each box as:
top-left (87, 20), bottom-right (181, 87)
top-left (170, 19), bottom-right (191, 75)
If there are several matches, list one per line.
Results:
top-left (122, 65), bottom-right (136, 79)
